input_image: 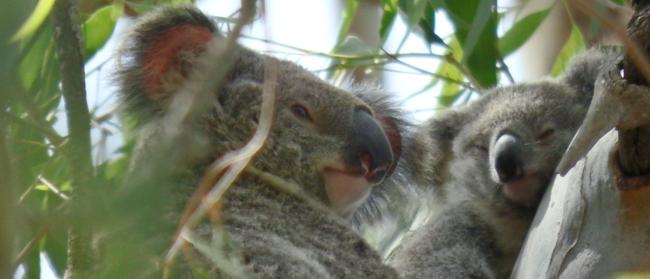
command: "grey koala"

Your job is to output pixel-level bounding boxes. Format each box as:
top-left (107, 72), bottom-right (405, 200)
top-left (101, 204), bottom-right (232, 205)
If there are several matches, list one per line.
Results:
top-left (118, 7), bottom-right (403, 278)
top-left (386, 48), bottom-right (620, 279)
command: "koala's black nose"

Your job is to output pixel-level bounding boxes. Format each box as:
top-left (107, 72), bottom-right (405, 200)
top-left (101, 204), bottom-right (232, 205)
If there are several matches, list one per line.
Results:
top-left (351, 108), bottom-right (394, 184)
top-left (493, 133), bottom-right (524, 183)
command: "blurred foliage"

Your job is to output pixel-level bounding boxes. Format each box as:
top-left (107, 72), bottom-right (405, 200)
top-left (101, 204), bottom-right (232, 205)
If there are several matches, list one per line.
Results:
top-left (330, 0), bottom-right (558, 106)
top-left (3, 0), bottom-right (614, 278)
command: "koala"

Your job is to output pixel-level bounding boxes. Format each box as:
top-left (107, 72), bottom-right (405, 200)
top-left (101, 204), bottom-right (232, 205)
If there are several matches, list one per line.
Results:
top-left (117, 7), bottom-right (403, 278)
top-left (386, 48), bottom-right (621, 279)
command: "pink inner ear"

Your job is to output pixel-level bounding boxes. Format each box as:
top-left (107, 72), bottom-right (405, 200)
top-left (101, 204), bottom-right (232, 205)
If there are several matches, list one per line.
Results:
top-left (142, 24), bottom-right (214, 99)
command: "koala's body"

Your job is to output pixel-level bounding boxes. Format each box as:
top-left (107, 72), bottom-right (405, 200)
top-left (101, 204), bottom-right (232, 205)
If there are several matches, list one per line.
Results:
top-left (118, 7), bottom-right (402, 278)
top-left (387, 48), bottom-right (620, 278)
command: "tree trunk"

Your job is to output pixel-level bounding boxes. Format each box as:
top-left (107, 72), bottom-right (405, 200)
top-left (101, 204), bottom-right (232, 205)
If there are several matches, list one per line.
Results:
top-left (512, 130), bottom-right (650, 278)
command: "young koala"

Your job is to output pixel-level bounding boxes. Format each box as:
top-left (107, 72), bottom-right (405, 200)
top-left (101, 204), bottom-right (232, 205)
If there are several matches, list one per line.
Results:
top-left (387, 48), bottom-right (620, 278)
top-left (118, 7), bottom-right (403, 278)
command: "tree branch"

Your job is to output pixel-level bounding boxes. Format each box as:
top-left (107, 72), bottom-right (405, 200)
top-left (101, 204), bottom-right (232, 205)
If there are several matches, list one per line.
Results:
top-left (618, 2), bottom-right (650, 176)
top-left (51, 0), bottom-right (95, 277)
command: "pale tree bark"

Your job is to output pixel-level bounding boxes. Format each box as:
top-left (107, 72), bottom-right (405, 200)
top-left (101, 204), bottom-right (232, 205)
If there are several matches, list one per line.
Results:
top-left (512, 1), bottom-right (650, 278)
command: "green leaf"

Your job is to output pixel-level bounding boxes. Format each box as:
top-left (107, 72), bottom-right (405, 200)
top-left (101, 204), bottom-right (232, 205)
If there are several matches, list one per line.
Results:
top-left (461, 0), bottom-right (492, 62)
top-left (399, 0), bottom-right (428, 28)
top-left (379, 0), bottom-right (398, 44)
top-left (336, 0), bottom-right (360, 45)
top-left (444, 0), bottom-right (498, 87)
top-left (498, 8), bottom-right (551, 57)
top-left (43, 230), bottom-right (68, 275)
top-left (551, 24), bottom-right (585, 76)
top-left (332, 36), bottom-right (374, 56)
top-left (437, 39), bottom-right (464, 107)
top-left (11, 0), bottom-right (56, 41)
top-left (82, 4), bottom-right (122, 59)
top-left (609, 0), bottom-right (626, 5)
top-left (18, 26), bottom-right (52, 90)
top-left (417, 2), bottom-right (445, 46)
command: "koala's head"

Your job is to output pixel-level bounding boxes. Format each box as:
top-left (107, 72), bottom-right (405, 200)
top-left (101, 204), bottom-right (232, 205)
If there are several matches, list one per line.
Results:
top-left (416, 81), bottom-right (590, 211)
top-left (118, 7), bottom-right (402, 218)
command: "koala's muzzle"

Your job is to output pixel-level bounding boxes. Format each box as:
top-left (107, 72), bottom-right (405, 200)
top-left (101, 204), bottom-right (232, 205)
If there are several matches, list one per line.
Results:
top-left (350, 108), bottom-right (394, 184)
top-left (493, 133), bottom-right (524, 183)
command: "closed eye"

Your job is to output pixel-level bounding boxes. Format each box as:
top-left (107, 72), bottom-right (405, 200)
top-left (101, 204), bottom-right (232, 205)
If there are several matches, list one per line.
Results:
top-left (290, 103), bottom-right (313, 122)
top-left (473, 144), bottom-right (488, 153)
top-left (536, 128), bottom-right (555, 141)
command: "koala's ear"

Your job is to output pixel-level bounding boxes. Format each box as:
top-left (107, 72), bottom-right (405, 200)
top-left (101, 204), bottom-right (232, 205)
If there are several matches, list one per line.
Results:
top-left (560, 47), bottom-right (622, 103)
top-left (409, 109), bottom-right (469, 186)
top-left (117, 8), bottom-right (227, 119)
top-left (119, 7), bottom-right (218, 104)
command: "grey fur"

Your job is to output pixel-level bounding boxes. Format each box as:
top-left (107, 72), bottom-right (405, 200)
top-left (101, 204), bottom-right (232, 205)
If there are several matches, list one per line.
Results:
top-left (119, 7), bottom-right (402, 278)
top-left (386, 47), bottom-right (621, 278)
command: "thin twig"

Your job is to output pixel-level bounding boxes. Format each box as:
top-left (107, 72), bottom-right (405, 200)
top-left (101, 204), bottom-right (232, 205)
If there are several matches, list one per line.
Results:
top-left (164, 58), bottom-right (277, 279)
top-left (443, 53), bottom-right (485, 92)
top-left (161, 2), bottom-right (259, 277)
top-left (2, 111), bottom-right (66, 147)
top-left (38, 175), bottom-right (70, 200)
top-left (11, 227), bottom-right (48, 272)
top-left (242, 35), bottom-right (447, 60)
top-left (497, 56), bottom-right (515, 84)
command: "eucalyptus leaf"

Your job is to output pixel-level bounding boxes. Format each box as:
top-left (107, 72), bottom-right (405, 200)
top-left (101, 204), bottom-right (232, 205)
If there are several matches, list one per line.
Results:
top-left (82, 4), bottom-right (122, 60)
top-left (332, 36), bottom-right (374, 56)
top-left (498, 8), bottom-right (551, 57)
top-left (444, 0), bottom-right (498, 87)
top-left (437, 39), bottom-right (464, 107)
top-left (11, 0), bottom-right (55, 41)
top-left (336, 0), bottom-right (360, 45)
top-left (379, 0), bottom-right (398, 44)
top-left (417, 2), bottom-right (445, 46)
top-left (399, 0), bottom-right (428, 28)
top-left (551, 24), bottom-right (585, 76)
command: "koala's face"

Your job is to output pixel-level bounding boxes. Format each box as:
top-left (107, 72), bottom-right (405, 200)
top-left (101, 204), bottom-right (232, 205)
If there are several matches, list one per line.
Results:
top-left (120, 8), bottom-right (401, 218)
top-left (451, 82), bottom-right (588, 208)
top-left (215, 60), bottom-right (400, 217)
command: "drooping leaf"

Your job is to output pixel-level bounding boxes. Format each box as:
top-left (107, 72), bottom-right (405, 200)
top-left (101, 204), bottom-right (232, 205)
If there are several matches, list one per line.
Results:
top-left (328, 0), bottom-right (360, 79)
top-left (379, 0), bottom-right (398, 44)
top-left (11, 0), bottom-right (56, 41)
top-left (443, 0), bottom-right (498, 87)
top-left (336, 0), bottom-right (360, 45)
top-left (82, 4), bottom-right (123, 60)
top-left (332, 36), bottom-right (374, 57)
top-left (18, 26), bottom-right (53, 91)
top-left (42, 230), bottom-right (68, 276)
top-left (437, 39), bottom-right (464, 107)
top-left (498, 8), bottom-right (551, 57)
top-left (461, 0), bottom-right (493, 62)
top-left (551, 24), bottom-right (585, 76)
top-left (399, 0), bottom-right (428, 28)
top-left (417, 1), bottom-right (446, 46)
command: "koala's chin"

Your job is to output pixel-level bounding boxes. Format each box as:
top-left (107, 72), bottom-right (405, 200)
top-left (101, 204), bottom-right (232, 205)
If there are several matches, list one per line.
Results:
top-left (499, 174), bottom-right (548, 208)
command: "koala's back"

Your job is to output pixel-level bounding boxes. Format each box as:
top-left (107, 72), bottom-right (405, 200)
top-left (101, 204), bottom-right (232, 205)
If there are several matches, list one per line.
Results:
top-left (221, 178), bottom-right (399, 278)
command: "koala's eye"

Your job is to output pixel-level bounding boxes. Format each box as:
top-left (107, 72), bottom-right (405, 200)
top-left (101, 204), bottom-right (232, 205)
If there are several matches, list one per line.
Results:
top-left (536, 128), bottom-right (555, 141)
top-left (473, 144), bottom-right (489, 153)
top-left (290, 103), bottom-right (313, 122)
